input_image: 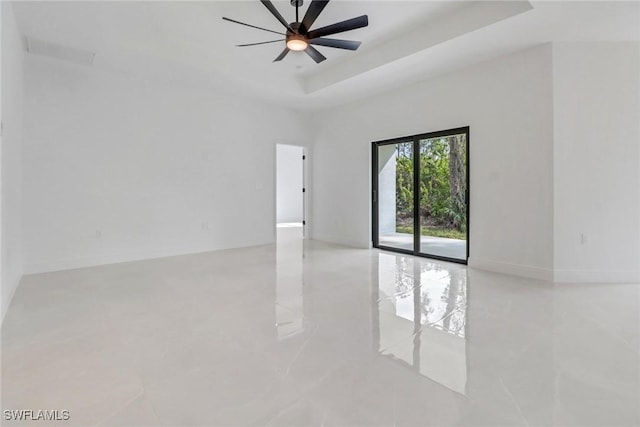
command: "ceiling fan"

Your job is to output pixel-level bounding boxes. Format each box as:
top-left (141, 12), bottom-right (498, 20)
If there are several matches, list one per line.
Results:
top-left (222, 0), bottom-right (368, 64)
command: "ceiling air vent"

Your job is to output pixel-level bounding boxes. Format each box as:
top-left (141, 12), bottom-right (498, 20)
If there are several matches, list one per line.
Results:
top-left (25, 37), bottom-right (95, 65)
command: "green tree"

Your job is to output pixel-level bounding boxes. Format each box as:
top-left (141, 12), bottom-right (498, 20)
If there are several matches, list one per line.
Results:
top-left (395, 145), bottom-right (413, 218)
top-left (394, 135), bottom-right (467, 235)
top-left (446, 135), bottom-right (467, 232)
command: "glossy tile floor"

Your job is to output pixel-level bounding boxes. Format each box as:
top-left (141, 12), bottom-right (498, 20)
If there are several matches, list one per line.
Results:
top-left (2, 227), bottom-right (639, 426)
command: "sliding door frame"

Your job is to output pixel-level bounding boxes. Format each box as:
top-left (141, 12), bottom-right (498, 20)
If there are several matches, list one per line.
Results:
top-left (372, 127), bottom-right (470, 264)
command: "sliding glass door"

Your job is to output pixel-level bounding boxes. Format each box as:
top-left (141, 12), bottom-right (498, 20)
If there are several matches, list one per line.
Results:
top-left (372, 128), bottom-right (469, 263)
top-left (374, 140), bottom-right (414, 252)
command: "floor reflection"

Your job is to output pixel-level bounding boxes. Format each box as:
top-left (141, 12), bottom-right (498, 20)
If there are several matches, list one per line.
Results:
top-left (376, 252), bottom-right (467, 394)
top-left (275, 225), bottom-right (305, 340)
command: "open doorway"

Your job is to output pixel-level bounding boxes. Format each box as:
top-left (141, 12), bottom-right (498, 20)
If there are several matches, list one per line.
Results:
top-left (276, 144), bottom-right (305, 242)
top-left (275, 144), bottom-right (305, 340)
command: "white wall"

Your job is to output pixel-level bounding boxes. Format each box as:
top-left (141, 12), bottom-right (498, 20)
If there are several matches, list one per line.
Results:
top-left (276, 144), bottom-right (303, 224)
top-left (377, 145), bottom-right (397, 235)
top-left (22, 55), bottom-right (307, 274)
top-left (1, 1), bottom-right (24, 321)
top-left (311, 44), bottom-right (555, 280)
top-left (552, 42), bottom-right (640, 283)
top-left (14, 40), bottom-right (640, 284)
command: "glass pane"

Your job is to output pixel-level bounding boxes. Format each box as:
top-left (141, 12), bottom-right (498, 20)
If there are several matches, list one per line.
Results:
top-left (377, 142), bottom-right (414, 251)
top-left (418, 134), bottom-right (467, 260)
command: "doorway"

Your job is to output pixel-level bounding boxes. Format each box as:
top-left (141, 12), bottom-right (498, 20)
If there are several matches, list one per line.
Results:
top-left (372, 127), bottom-right (469, 264)
top-left (275, 144), bottom-right (305, 341)
top-left (276, 144), bottom-right (305, 241)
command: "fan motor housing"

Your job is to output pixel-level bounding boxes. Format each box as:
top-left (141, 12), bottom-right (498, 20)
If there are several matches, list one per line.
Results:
top-left (288, 21), bottom-right (307, 36)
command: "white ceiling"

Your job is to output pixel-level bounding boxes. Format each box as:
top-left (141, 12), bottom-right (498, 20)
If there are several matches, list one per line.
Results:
top-left (12, 1), bottom-right (640, 110)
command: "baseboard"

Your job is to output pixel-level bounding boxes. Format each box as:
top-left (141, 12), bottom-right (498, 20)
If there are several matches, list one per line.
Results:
top-left (553, 269), bottom-right (640, 284)
top-left (309, 233), bottom-right (370, 249)
top-left (468, 256), bottom-right (554, 281)
top-left (24, 240), bottom-right (274, 275)
top-left (468, 257), bottom-right (640, 283)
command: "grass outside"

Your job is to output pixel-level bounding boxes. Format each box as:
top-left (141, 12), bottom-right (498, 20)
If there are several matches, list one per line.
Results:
top-left (396, 225), bottom-right (465, 240)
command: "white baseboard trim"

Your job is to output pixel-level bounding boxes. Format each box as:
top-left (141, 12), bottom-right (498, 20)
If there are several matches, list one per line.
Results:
top-left (468, 257), bottom-right (640, 283)
top-left (468, 257), bottom-right (554, 281)
top-left (554, 269), bottom-right (640, 284)
top-left (309, 233), bottom-right (370, 249)
top-left (24, 240), bottom-right (274, 275)
top-left (25, 243), bottom-right (638, 285)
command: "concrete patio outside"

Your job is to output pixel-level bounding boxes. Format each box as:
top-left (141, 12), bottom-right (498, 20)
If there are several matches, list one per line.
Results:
top-left (379, 232), bottom-right (467, 260)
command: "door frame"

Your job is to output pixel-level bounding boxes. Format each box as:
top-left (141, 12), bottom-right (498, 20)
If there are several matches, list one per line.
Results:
top-left (275, 143), bottom-right (307, 239)
top-left (371, 127), bottom-right (470, 264)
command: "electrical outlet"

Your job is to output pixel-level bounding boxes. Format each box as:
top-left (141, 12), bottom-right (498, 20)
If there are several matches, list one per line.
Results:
top-left (96, 230), bottom-right (102, 239)
top-left (201, 222), bottom-right (209, 230)
top-left (580, 233), bottom-right (587, 245)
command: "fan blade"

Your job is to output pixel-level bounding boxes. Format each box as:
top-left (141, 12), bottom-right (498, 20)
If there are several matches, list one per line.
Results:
top-left (237, 39), bottom-right (284, 47)
top-left (260, 0), bottom-right (293, 32)
top-left (301, 0), bottom-right (329, 33)
top-left (307, 15), bottom-right (368, 39)
top-left (304, 45), bottom-right (326, 63)
top-left (222, 17), bottom-right (285, 36)
top-left (273, 48), bottom-right (290, 62)
top-left (308, 38), bottom-right (361, 50)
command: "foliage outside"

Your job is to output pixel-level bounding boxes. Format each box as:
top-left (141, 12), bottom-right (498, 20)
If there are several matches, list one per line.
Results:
top-left (395, 135), bottom-right (467, 239)
top-left (396, 225), bottom-right (465, 240)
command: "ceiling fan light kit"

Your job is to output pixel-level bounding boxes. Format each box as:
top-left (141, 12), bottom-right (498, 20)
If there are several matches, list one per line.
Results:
top-left (223, 0), bottom-right (368, 64)
top-left (287, 34), bottom-right (308, 51)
